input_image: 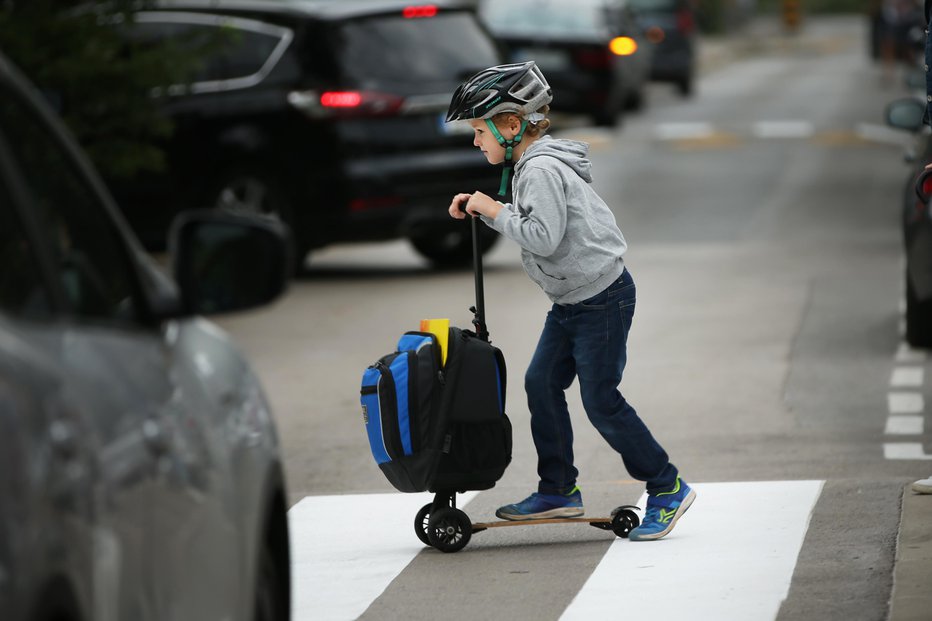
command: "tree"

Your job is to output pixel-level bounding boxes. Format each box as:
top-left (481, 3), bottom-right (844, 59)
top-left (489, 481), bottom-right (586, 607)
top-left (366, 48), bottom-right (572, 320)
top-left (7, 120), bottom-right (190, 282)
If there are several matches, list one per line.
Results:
top-left (0, 0), bottom-right (195, 179)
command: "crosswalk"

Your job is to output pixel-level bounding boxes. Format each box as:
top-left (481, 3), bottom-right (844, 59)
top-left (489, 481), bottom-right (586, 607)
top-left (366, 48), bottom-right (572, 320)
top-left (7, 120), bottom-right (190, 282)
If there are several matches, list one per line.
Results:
top-left (289, 481), bottom-right (824, 621)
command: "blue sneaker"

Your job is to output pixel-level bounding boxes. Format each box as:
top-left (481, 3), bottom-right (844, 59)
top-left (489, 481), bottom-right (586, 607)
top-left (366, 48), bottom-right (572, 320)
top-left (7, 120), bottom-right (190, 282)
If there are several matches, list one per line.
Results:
top-left (628, 478), bottom-right (696, 541)
top-left (495, 487), bottom-right (584, 521)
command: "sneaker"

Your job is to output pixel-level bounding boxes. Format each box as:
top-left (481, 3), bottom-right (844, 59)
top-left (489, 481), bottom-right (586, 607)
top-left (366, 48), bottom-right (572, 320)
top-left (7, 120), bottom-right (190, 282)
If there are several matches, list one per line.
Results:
top-left (629, 478), bottom-right (696, 542)
top-left (912, 476), bottom-right (932, 494)
top-left (495, 487), bottom-right (584, 521)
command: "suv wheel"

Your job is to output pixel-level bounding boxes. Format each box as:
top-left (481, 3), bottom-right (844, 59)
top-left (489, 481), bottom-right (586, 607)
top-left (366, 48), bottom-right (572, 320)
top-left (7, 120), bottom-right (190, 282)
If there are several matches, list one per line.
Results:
top-left (409, 222), bottom-right (499, 268)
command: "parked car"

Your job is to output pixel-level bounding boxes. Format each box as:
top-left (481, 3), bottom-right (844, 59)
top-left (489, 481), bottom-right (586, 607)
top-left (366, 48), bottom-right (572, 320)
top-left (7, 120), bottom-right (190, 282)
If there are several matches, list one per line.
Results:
top-left (885, 93), bottom-right (932, 346)
top-left (0, 50), bottom-right (292, 621)
top-left (478, 0), bottom-right (652, 127)
top-left (112, 0), bottom-right (507, 269)
top-left (626, 0), bottom-right (696, 96)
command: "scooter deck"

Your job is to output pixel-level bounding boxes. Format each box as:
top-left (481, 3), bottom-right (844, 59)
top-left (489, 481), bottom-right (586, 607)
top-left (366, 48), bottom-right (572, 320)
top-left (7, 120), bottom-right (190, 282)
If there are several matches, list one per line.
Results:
top-left (471, 516), bottom-right (614, 532)
top-left (471, 505), bottom-right (640, 534)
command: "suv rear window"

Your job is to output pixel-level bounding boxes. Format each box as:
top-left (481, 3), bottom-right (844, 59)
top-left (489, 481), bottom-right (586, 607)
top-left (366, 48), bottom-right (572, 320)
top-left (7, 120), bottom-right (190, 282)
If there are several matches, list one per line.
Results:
top-left (337, 11), bottom-right (500, 86)
top-left (480, 0), bottom-right (611, 37)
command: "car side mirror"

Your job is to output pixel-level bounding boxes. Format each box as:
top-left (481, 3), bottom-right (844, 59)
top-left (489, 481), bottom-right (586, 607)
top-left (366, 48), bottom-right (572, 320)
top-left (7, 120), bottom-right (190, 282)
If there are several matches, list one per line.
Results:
top-left (169, 211), bottom-right (292, 315)
top-left (885, 98), bottom-right (926, 132)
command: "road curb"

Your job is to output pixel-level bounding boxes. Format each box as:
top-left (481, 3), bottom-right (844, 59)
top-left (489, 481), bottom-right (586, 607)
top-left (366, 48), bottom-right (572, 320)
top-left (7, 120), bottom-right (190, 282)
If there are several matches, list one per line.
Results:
top-left (889, 485), bottom-right (932, 621)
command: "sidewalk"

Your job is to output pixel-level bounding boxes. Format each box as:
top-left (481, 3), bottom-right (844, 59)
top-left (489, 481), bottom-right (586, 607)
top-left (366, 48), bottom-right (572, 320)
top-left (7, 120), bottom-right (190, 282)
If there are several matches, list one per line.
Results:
top-left (695, 16), bottom-right (932, 620)
top-left (891, 486), bottom-right (932, 621)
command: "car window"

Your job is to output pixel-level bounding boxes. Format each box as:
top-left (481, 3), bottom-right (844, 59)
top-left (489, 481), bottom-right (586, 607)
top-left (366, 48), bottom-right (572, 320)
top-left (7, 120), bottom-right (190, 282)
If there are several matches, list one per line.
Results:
top-left (0, 82), bottom-right (139, 322)
top-left (337, 11), bottom-right (500, 85)
top-left (480, 0), bottom-right (611, 36)
top-left (131, 14), bottom-right (292, 90)
top-left (0, 172), bottom-right (53, 318)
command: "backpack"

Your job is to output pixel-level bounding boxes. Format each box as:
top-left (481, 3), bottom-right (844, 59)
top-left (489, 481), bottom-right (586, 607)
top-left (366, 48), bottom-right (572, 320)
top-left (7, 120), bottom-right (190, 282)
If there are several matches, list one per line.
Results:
top-left (360, 327), bottom-right (511, 493)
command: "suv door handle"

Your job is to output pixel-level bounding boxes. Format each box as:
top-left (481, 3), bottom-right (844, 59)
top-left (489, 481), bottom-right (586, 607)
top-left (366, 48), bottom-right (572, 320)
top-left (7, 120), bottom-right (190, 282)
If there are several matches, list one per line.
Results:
top-left (142, 418), bottom-right (169, 455)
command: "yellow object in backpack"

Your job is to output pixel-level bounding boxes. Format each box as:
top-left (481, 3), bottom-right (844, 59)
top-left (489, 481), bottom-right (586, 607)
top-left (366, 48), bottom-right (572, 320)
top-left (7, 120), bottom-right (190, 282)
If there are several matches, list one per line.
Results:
top-left (419, 318), bottom-right (450, 366)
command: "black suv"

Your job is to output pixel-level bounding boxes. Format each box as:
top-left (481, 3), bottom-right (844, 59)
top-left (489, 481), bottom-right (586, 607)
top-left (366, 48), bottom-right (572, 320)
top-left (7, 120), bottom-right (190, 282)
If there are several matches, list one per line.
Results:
top-left (115, 0), bottom-right (505, 268)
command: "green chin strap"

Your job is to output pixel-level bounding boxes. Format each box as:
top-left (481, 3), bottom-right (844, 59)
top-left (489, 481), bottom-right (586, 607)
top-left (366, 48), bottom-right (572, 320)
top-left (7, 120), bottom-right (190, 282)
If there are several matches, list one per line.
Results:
top-left (485, 118), bottom-right (529, 197)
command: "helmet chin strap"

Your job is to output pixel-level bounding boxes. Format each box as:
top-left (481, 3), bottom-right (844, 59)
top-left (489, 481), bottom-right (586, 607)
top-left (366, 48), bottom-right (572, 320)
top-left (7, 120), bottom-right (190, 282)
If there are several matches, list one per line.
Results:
top-left (485, 118), bottom-right (529, 197)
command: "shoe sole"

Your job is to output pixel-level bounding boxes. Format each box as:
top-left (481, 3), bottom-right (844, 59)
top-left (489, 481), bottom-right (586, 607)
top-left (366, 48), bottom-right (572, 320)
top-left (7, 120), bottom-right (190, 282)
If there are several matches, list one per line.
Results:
top-left (494, 506), bottom-right (585, 521)
top-left (912, 482), bottom-right (932, 494)
top-left (629, 489), bottom-right (696, 542)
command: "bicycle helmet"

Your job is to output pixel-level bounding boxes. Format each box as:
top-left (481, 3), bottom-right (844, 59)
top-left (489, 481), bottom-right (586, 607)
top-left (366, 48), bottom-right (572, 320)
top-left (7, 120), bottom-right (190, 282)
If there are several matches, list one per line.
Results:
top-left (445, 61), bottom-right (552, 123)
top-left (446, 62), bottom-right (553, 196)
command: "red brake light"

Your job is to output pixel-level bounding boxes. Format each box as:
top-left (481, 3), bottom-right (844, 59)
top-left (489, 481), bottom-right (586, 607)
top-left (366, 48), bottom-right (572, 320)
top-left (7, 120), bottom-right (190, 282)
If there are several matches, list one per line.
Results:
top-left (320, 91), bottom-right (362, 108)
top-left (288, 90), bottom-right (405, 118)
top-left (403, 5), bottom-right (438, 18)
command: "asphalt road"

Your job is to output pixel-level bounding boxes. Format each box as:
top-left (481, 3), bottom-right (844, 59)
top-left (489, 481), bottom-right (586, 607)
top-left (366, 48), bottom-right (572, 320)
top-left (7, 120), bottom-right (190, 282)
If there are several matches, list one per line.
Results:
top-left (216, 16), bottom-right (929, 621)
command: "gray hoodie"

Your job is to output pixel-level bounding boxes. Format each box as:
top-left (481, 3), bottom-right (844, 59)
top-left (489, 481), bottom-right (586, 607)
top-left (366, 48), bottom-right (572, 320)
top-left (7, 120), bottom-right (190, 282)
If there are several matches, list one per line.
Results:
top-left (483, 135), bottom-right (626, 305)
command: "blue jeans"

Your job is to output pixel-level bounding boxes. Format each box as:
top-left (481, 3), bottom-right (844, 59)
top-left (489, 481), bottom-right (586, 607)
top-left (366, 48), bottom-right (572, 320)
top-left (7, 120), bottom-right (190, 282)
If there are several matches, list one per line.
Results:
top-left (525, 269), bottom-right (679, 495)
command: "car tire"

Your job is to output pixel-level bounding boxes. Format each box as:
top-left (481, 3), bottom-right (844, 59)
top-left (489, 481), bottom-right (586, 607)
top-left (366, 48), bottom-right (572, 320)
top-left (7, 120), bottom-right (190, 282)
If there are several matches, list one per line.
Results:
top-left (254, 504), bottom-right (290, 621)
top-left (409, 221), bottom-right (500, 268)
top-left (209, 167), bottom-right (308, 274)
top-left (905, 274), bottom-right (932, 348)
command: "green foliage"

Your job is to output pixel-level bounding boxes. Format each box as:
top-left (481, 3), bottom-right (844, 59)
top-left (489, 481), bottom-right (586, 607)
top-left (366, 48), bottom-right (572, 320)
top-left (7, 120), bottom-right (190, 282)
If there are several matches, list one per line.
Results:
top-left (0, 1), bottom-right (196, 178)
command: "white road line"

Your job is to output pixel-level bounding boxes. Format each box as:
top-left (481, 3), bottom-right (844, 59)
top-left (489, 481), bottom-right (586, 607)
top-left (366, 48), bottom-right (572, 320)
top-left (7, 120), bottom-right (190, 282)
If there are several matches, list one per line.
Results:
top-left (885, 416), bottom-right (925, 435)
top-left (752, 121), bottom-right (815, 139)
top-left (654, 122), bottom-right (715, 141)
top-left (289, 491), bottom-right (476, 621)
top-left (855, 122), bottom-right (912, 146)
top-left (884, 443), bottom-right (932, 460)
top-left (896, 343), bottom-right (928, 363)
top-left (888, 392), bottom-right (925, 415)
top-left (891, 367), bottom-right (924, 387)
top-left (560, 481), bottom-right (824, 621)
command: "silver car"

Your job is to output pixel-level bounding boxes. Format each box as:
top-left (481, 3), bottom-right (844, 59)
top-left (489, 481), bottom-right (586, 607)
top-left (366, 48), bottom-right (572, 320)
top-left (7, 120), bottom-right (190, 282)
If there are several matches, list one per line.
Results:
top-left (0, 52), bottom-right (292, 621)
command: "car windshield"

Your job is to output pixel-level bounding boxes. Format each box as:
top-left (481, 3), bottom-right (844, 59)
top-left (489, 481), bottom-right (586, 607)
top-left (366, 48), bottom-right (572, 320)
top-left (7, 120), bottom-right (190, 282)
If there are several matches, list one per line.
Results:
top-left (337, 11), bottom-right (500, 87)
top-left (480, 0), bottom-right (610, 37)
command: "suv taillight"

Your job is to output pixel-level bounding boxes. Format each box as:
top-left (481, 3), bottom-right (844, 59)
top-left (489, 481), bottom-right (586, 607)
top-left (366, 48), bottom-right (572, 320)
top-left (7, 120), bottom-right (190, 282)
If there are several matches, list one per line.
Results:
top-left (403, 5), bottom-right (438, 18)
top-left (288, 90), bottom-right (405, 118)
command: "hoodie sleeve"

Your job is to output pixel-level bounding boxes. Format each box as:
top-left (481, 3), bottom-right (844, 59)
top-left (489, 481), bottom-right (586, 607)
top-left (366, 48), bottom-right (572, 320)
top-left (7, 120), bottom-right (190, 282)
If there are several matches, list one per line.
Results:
top-left (488, 165), bottom-right (566, 257)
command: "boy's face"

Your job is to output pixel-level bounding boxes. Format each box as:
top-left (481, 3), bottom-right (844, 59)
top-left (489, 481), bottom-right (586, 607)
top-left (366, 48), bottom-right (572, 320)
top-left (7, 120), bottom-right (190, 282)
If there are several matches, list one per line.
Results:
top-left (469, 118), bottom-right (513, 165)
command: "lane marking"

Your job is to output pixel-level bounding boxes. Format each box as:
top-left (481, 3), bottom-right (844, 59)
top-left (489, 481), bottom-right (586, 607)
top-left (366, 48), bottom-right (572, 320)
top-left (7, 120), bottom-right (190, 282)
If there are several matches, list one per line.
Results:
top-left (884, 443), bottom-right (932, 460)
top-left (654, 122), bottom-right (715, 140)
top-left (895, 343), bottom-right (927, 364)
top-left (560, 481), bottom-right (824, 621)
top-left (752, 121), bottom-right (815, 139)
top-left (289, 491), bottom-right (476, 621)
top-left (888, 392), bottom-right (924, 415)
top-left (855, 122), bottom-right (911, 146)
top-left (891, 367), bottom-right (924, 387)
top-left (885, 416), bottom-right (925, 435)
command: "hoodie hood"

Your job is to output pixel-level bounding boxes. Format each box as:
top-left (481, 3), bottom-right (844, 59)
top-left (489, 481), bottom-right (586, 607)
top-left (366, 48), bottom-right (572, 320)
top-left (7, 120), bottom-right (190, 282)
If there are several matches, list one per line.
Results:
top-left (515, 135), bottom-right (592, 183)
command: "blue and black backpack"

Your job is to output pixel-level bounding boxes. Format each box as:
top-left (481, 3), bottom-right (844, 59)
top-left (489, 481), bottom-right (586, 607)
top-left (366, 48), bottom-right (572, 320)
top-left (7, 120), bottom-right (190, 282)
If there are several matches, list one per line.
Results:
top-left (360, 327), bottom-right (511, 493)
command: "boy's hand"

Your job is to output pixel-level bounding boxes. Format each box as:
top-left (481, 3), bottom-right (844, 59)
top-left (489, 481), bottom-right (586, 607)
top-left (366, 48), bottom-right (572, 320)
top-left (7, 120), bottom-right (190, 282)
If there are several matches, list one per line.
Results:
top-left (463, 191), bottom-right (502, 220)
top-left (449, 193), bottom-right (472, 219)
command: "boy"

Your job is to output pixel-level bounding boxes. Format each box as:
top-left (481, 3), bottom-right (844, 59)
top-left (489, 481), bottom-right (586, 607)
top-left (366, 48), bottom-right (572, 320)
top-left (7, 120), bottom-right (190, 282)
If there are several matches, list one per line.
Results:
top-left (445, 61), bottom-right (695, 541)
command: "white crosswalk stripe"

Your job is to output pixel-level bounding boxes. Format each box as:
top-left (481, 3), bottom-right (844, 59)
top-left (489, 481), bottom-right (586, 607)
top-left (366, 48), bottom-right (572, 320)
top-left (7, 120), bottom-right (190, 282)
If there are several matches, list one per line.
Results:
top-left (561, 481), bottom-right (824, 620)
top-left (288, 481), bottom-right (824, 620)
